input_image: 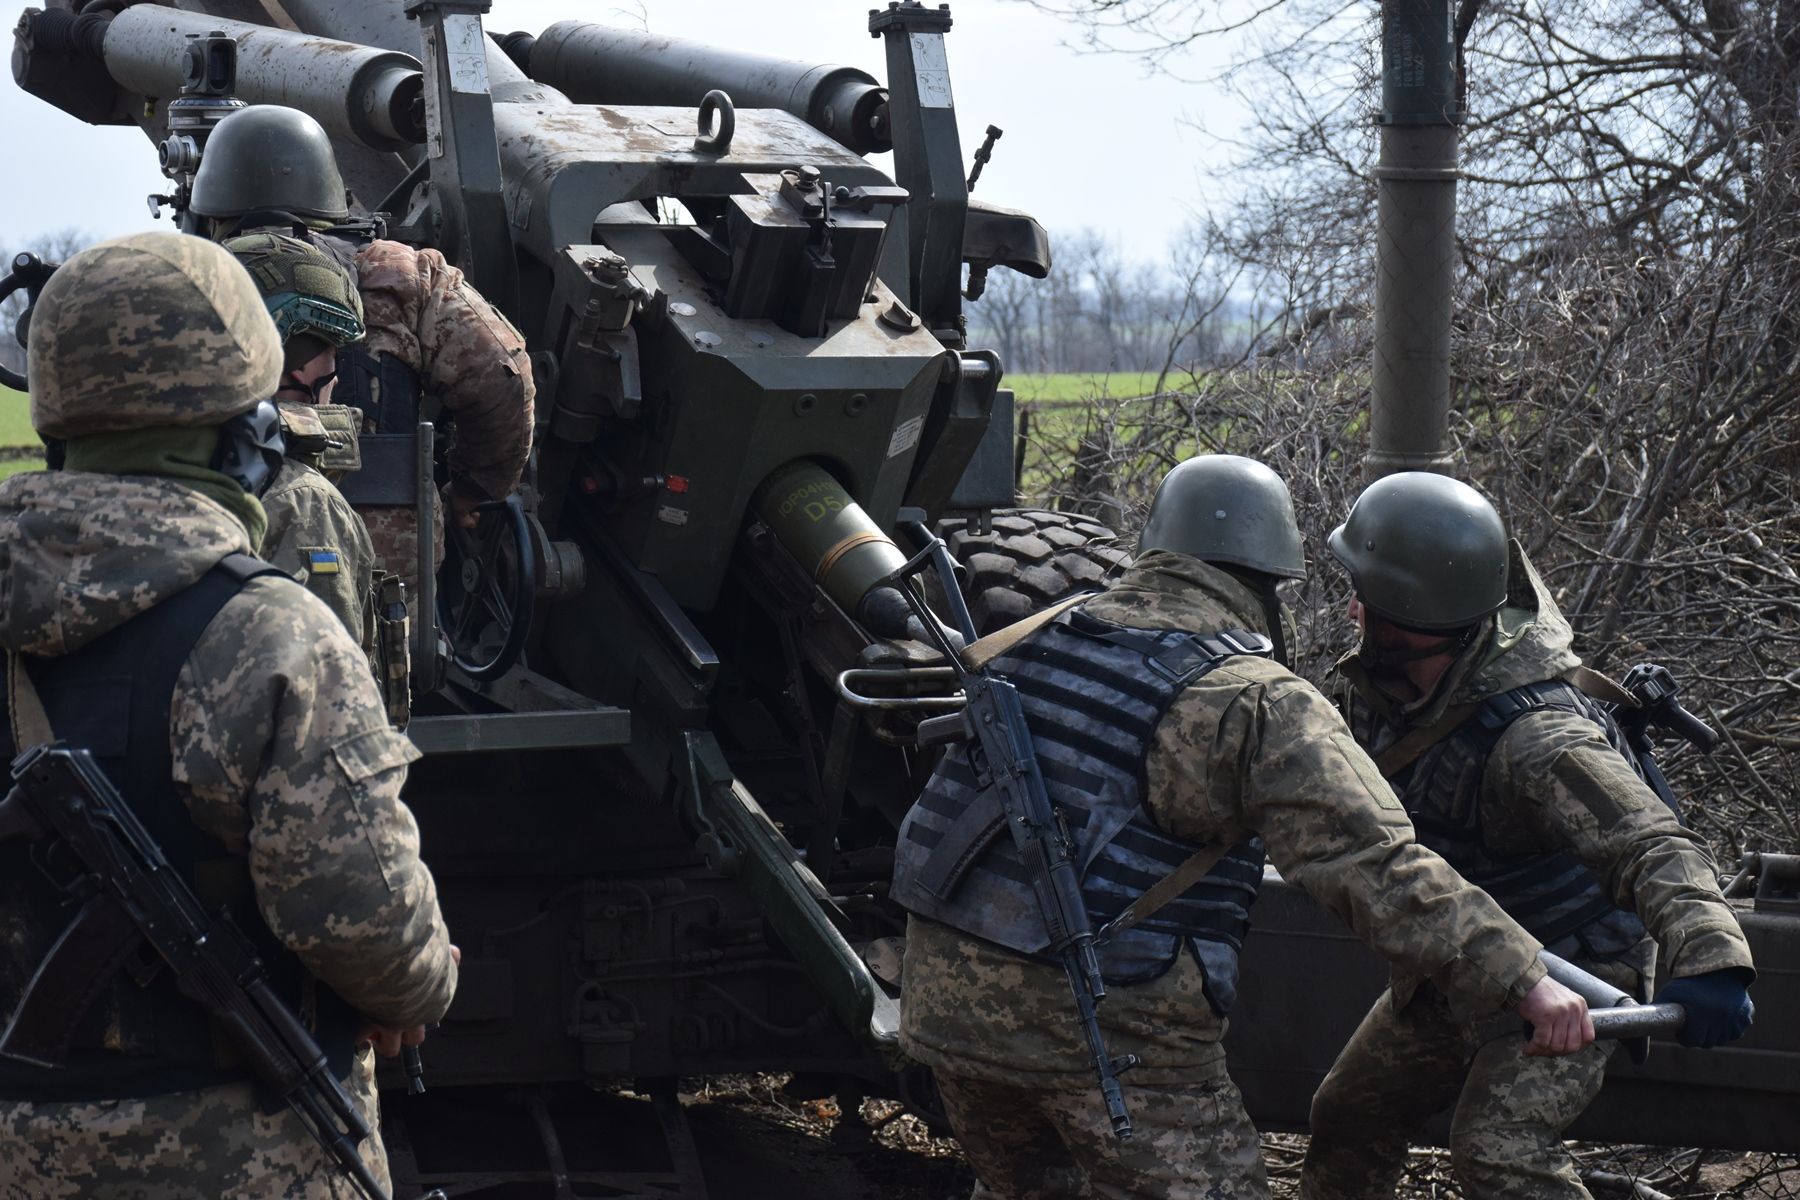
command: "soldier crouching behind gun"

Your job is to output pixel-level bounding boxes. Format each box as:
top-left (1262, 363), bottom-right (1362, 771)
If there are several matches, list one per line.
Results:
top-left (190, 105), bottom-right (535, 619)
top-left (0, 233), bottom-right (457, 1197)
top-left (892, 455), bottom-right (1594, 1200)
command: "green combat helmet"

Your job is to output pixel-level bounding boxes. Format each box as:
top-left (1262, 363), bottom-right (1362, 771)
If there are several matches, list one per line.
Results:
top-left (223, 232), bottom-right (365, 353)
top-left (1138, 454), bottom-right (1307, 580)
top-left (28, 232), bottom-right (281, 439)
top-left (1327, 472), bottom-right (1509, 630)
top-left (189, 105), bottom-right (349, 224)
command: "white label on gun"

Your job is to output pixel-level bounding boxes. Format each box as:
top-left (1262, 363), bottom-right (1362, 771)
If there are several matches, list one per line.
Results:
top-left (444, 15), bottom-right (491, 96)
top-left (888, 415), bottom-right (925, 459)
top-left (912, 35), bottom-right (954, 109)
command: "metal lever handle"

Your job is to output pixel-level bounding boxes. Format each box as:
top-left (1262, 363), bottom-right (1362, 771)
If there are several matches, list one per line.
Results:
top-left (1539, 950), bottom-right (1686, 1041)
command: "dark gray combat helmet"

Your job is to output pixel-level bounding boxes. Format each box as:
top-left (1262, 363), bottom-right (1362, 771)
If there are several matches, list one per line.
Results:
top-left (1327, 472), bottom-right (1508, 630)
top-left (1137, 455), bottom-right (1307, 580)
top-left (190, 106), bottom-right (348, 223)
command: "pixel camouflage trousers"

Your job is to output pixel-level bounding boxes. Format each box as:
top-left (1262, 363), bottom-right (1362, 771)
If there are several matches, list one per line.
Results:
top-left (1299, 960), bottom-right (1638, 1200)
top-left (938, 1058), bottom-right (1269, 1200)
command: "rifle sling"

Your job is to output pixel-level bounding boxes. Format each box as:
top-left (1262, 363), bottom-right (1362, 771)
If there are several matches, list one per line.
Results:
top-left (961, 593), bottom-right (1094, 671)
top-left (1371, 664), bottom-right (1638, 779)
top-left (1372, 702), bottom-right (1482, 778)
top-left (1097, 841), bottom-right (1233, 942)
top-left (6, 651), bottom-right (53, 749)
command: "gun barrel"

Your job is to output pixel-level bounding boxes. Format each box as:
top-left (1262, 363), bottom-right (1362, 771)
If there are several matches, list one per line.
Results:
top-left (100, 7), bottom-right (424, 150)
top-left (518, 21), bottom-right (891, 155)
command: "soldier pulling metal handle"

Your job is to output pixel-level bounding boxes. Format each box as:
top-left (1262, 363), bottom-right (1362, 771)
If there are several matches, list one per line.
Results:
top-left (882, 518), bottom-right (1140, 1140)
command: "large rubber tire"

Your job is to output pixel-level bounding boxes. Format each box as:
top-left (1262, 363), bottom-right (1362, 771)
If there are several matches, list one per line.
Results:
top-left (935, 509), bottom-right (1131, 636)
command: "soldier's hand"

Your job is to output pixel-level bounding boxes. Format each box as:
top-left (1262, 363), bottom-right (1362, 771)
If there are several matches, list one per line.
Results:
top-left (1518, 975), bottom-right (1594, 1056)
top-left (360, 945), bottom-right (459, 1056)
top-left (446, 482), bottom-right (482, 529)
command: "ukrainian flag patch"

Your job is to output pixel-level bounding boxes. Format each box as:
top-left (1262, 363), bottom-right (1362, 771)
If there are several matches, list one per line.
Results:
top-left (307, 550), bottom-right (342, 576)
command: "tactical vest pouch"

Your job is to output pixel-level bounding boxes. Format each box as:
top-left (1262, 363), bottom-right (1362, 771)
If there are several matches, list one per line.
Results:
top-left (371, 572), bottom-right (412, 729)
top-left (313, 403), bottom-right (364, 477)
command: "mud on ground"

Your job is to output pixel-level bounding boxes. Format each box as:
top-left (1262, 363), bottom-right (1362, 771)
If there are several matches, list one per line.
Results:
top-left (684, 1075), bottom-right (1798, 1200)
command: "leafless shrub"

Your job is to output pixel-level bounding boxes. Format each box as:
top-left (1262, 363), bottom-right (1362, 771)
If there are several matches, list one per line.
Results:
top-left (1024, 148), bottom-right (1800, 855)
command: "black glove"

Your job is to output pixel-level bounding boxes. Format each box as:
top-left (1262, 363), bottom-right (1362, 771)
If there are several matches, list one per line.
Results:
top-left (1654, 969), bottom-right (1754, 1049)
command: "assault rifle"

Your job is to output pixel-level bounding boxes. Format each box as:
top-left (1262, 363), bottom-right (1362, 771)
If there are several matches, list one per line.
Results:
top-left (1613, 663), bottom-right (1719, 822)
top-left (885, 518), bottom-right (1139, 1139)
top-left (0, 744), bottom-right (406, 1200)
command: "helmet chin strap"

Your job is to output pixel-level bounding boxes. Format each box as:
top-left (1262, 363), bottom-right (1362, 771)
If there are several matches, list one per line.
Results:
top-left (1259, 576), bottom-right (1294, 670)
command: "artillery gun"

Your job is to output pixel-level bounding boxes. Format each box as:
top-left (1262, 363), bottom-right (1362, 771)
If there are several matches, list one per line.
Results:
top-left (9, 0), bottom-right (1113, 1190)
top-left (8, 1), bottom-right (1798, 1194)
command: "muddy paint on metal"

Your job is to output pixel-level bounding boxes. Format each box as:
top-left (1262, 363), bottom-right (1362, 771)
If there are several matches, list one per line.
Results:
top-left (101, 6), bottom-right (425, 149)
top-left (524, 21), bottom-right (892, 155)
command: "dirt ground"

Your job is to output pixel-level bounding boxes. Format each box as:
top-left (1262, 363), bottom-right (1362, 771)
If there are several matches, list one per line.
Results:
top-left (681, 1075), bottom-right (1800, 1200)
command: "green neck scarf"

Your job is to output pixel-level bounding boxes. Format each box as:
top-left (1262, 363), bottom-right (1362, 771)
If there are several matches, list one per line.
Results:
top-left (63, 427), bottom-right (268, 548)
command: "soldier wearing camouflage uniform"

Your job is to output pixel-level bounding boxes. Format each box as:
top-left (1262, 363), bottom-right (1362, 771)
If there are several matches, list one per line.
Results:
top-left (893, 456), bottom-right (1593, 1200)
top-left (1300, 472), bottom-right (1755, 1200)
top-left (0, 233), bottom-right (457, 1197)
top-left (224, 231), bottom-right (377, 644)
top-left (191, 105), bottom-right (535, 610)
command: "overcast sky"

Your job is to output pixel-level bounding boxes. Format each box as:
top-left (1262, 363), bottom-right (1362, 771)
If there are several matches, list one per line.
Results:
top-left (0, 0), bottom-right (1245, 263)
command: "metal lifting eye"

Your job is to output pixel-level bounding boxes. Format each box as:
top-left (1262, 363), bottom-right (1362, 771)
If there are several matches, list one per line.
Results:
top-left (693, 89), bottom-right (736, 156)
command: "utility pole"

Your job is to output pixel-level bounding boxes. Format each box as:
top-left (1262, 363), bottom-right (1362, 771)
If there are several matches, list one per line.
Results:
top-left (1367, 0), bottom-right (1459, 478)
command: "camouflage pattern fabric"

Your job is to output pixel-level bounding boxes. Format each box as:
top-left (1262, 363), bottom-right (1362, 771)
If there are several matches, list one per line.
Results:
top-left (224, 232), bottom-right (365, 346)
top-left (362, 502), bottom-right (440, 620)
top-left (0, 471), bottom-right (456, 1192)
top-left (1299, 956), bottom-right (1639, 1200)
top-left (1331, 540), bottom-right (1752, 1012)
top-left (1308, 540), bottom-right (1752, 1200)
top-left (260, 454), bottom-right (376, 649)
top-left (28, 233), bottom-right (280, 438)
top-left (352, 239), bottom-right (533, 507)
top-left (935, 1063), bottom-right (1268, 1200)
top-left (0, 1048), bottom-right (388, 1199)
top-left (900, 552), bottom-right (1547, 1096)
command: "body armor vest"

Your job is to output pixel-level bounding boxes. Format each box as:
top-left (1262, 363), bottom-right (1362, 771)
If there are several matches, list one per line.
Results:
top-left (893, 611), bottom-right (1269, 1013)
top-left (0, 555), bottom-right (358, 1100)
top-left (310, 228), bottom-right (423, 440)
top-left (1349, 678), bottom-right (1650, 952)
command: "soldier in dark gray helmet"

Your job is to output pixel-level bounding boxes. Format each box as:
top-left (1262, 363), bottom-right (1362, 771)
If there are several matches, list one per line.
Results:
top-left (0, 232), bottom-right (457, 1195)
top-left (893, 455), bottom-right (1592, 1200)
top-left (190, 104), bottom-right (534, 632)
top-left (1301, 471), bottom-right (1754, 1200)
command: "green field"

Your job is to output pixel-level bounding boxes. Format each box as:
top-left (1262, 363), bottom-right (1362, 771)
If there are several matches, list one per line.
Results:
top-left (1, 385), bottom-right (36, 447)
top-left (1007, 371), bottom-right (1168, 403)
top-left (1, 384), bottom-right (44, 477)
